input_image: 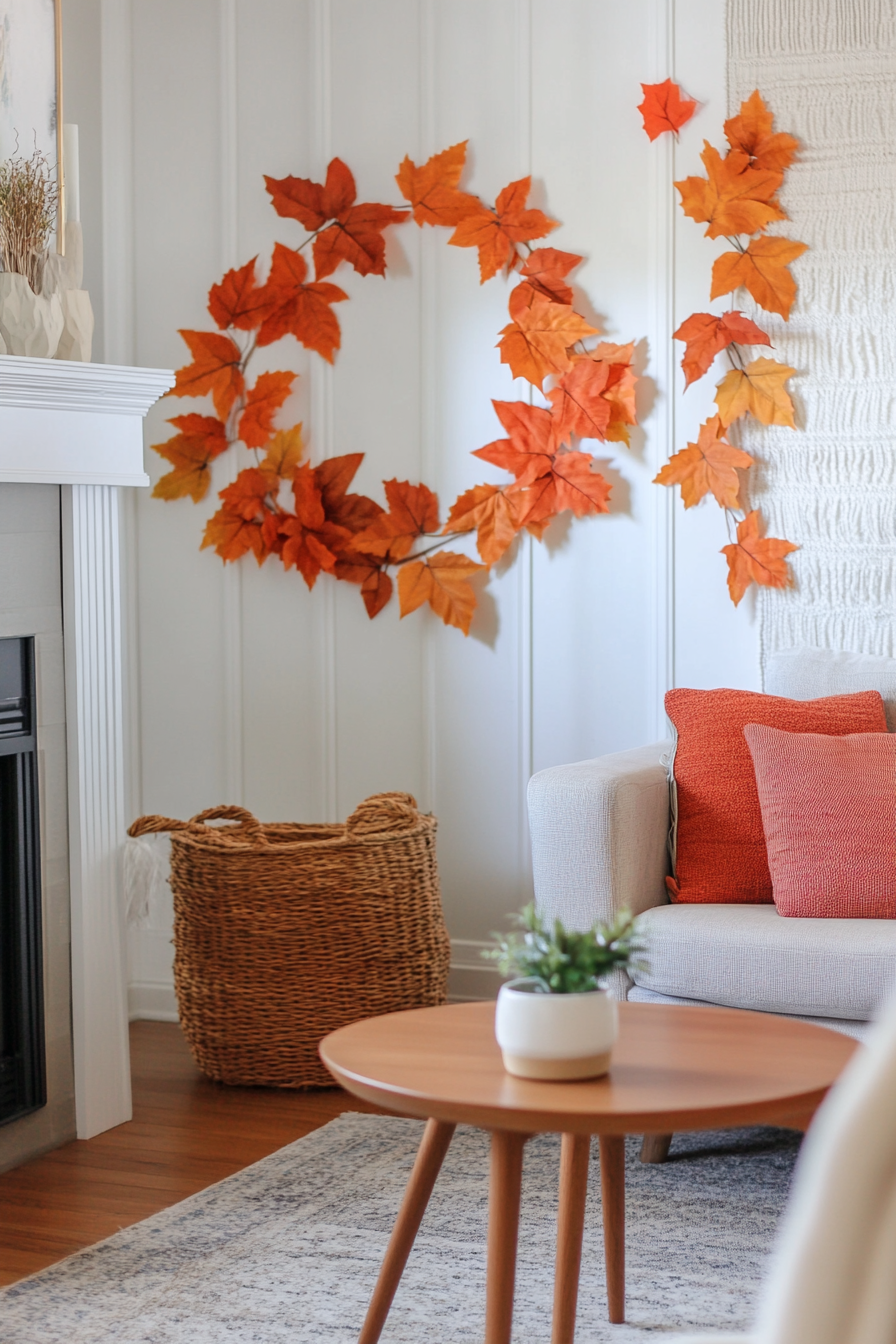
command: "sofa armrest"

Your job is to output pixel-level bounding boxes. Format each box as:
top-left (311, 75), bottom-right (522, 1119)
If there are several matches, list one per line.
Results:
top-left (527, 740), bottom-right (673, 931)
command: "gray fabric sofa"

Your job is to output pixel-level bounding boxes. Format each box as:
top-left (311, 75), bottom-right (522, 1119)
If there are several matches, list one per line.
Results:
top-left (527, 648), bottom-right (896, 1042)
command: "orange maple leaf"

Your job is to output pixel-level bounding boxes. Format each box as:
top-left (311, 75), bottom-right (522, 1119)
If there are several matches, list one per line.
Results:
top-left (443, 483), bottom-right (523, 565)
top-left (395, 141), bottom-right (481, 227)
top-left (238, 370), bottom-right (297, 448)
top-left (473, 401), bottom-right (555, 487)
top-left (264, 157), bottom-right (407, 280)
top-left (675, 143), bottom-right (786, 240)
top-left (152, 414), bottom-right (228, 503)
top-left (715, 356), bottom-right (797, 428)
top-left (724, 90), bottom-right (798, 173)
top-left (256, 243), bottom-right (348, 361)
top-left (276, 463), bottom-right (355, 589)
top-left (549, 452), bottom-right (613, 517)
top-left (589, 342), bottom-right (638, 444)
top-left (498, 289), bottom-right (597, 389)
top-left (172, 330), bottom-right (245, 419)
top-left (260, 424), bottom-right (304, 480)
top-left (673, 310), bottom-right (772, 388)
top-left (722, 509), bottom-right (797, 606)
top-left (201, 468), bottom-right (274, 564)
top-left (518, 248), bottom-right (583, 306)
top-left (711, 236), bottom-right (808, 321)
top-left (653, 415), bottom-right (753, 508)
top-left (397, 550), bottom-right (485, 635)
top-left (449, 176), bottom-right (558, 283)
top-left (352, 479), bottom-right (440, 561)
top-left (548, 358), bottom-right (612, 446)
top-left (208, 258), bottom-right (270, 331)
top-left (638, 79), bottom-right (697, 140)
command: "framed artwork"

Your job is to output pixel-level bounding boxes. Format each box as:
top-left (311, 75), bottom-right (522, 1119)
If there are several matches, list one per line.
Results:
top-left (0, 0), bottom-right (64, 250)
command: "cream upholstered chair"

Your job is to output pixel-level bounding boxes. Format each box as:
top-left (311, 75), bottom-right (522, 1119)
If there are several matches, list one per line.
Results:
top-left (527, 647), bottom-right (896, 1042)
top-left (672, 986), bottom-right (896, 1344)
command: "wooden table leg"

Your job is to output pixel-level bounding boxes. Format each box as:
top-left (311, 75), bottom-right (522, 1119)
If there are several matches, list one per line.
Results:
top-left (551, 1133), bottom-right (591, 1344)
top-left (358, 1117), bottom-right (456, 1344)
top-left (640, 1133), bottom-right (672, 1164)
top-left (485, 1129), bottom-right (528, 1344)
top-left (599, 1134), bottom-right (626, 1324)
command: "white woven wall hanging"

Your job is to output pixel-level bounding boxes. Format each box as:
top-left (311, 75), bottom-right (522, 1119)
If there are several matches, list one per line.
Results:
top-left (727, 0), bottom-right (896, 666)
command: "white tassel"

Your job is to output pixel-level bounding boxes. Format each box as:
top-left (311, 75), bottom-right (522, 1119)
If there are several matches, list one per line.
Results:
top-left (124, 834), bottom-right (166, 926)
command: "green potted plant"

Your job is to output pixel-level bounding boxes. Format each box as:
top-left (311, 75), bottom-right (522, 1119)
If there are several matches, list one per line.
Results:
top-left (484, 904), bottom-right (643, 1080)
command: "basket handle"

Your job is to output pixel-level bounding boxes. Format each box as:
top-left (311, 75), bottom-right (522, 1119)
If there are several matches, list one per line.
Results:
top-left (128, 805), bottom-right (266, 843)
top-left (345, 792), bottom-right (420, 835)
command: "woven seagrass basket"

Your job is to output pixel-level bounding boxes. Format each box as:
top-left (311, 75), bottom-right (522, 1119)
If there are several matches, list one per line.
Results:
top-left (127, 792), bottom-right (450, 1088)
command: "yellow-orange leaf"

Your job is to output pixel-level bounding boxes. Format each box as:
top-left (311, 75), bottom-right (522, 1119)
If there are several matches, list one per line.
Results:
top-left (397, 550), bottom-right (485, 635)
top-left (152, 414), bottom-right (228, 503)
top-left (711, 235), bottom-right (808, 320)
top-left (260, 424), bottom-right (304, 479)
top-left (443, 483), bottom-right (522, 565)
top-left (675, 143), bottom-right (786, 240)
top-left (395, 141), bottom-right (480, 227)
top-left (724, 90), bottom-right (799, 173)
top-left (653, 415), bottom-right (753, 509)
top-left (715, 356), bottom-right (797, 428)
top-left (497, 289), bottom-right (597, 389)
top-left (590, 341), bottom-right (638, 444)
top-left (722, 509), bottom-right (797, 606)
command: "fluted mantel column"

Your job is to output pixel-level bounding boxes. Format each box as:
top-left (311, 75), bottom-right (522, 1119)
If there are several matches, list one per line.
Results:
top-left (0, 355), bottom-right (173, 1138)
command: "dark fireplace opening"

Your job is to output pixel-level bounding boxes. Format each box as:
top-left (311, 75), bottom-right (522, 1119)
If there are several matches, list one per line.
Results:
top-left (0, 637), bottom-right (46, 1125)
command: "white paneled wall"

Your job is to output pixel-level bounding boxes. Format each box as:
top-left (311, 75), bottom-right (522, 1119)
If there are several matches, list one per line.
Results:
top-left (71, 0), bottom-right (761, 1013)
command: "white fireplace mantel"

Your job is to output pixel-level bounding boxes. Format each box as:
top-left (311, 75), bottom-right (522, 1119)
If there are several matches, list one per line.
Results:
top-left (0, 355), bottom-right (174, 1139)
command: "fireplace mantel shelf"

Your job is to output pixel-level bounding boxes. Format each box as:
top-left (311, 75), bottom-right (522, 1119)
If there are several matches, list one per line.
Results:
top-left (0, 356), bottom-right (174, 488)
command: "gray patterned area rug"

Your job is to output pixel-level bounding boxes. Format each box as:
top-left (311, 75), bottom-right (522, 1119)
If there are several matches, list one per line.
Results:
top-left (0, 1113), bottom-right (799, 1343)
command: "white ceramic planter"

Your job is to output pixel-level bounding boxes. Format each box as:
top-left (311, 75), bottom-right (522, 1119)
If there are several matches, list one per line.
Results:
top-left (494, 980), bottom-right (619, 1080)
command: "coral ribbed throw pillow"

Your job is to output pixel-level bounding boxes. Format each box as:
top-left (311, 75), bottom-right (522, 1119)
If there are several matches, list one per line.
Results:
top-left (665, 688), bottom-right (888, 904)
top-left (744, 724), bottom-right (896, 918)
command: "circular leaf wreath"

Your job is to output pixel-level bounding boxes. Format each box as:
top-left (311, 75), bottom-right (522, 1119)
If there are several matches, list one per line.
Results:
top-left (152, 140), bottom-right (637, 635)
top-left (153, 93), bottom-right (803, 635)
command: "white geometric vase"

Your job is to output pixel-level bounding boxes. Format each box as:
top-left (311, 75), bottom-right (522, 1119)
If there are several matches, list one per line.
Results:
top-left (0, 272), bottom-right (65, 358)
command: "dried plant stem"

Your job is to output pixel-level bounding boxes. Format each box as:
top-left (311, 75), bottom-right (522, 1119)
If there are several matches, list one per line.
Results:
top-left (0, 149), bottom-right (58, 293)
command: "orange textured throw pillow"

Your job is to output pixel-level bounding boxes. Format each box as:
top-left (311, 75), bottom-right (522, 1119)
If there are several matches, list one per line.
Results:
top-left (744, 724), bottom-right (896, 918)
top-left (665, 688), bottom-right (888, 904)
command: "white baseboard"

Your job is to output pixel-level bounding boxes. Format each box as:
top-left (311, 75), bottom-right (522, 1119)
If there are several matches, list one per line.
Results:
top-left (448, 939), bottom-right (502, 1003)
top-left (128, 980), bottom-right (179, 1022)
top-left (127, 940), bottom-right (501, 1022)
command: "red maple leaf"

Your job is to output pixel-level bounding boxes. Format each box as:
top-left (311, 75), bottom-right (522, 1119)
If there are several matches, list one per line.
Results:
top-left (208, 258), bottom-right (270, 331)
top-left (277, 463), bottom-right (355, 589)
top-left (265, 158), bottom-right (407, 280)
top-left (638, 79), bottom-right (697, 140)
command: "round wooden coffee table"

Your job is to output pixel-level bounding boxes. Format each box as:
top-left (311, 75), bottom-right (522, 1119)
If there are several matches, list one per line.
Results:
top-left (320, 999), bottom-right (855, 1344)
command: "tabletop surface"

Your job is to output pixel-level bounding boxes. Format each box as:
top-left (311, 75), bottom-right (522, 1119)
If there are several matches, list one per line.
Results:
top-left (320, 1000), bottom-right (857, 1135)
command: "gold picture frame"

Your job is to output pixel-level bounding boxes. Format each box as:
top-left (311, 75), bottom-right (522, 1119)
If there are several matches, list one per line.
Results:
top-left (0, 0), bottom-right (64, 252)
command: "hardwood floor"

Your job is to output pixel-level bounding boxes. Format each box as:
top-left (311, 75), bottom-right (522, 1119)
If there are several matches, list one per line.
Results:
top-left (0, 1020), bottom-right (384, 1288)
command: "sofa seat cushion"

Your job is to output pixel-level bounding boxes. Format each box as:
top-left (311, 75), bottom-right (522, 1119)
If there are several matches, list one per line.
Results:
top-left (630, 903), bottom-right (896, 1021)
top-left (625, 986), bottom-right (868, 1040)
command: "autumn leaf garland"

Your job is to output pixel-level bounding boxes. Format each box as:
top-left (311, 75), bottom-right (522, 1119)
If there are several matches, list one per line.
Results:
top-left (652, 89), bottom-right (803, 605)
top-left (152, 143), bottom-right (638, 634)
